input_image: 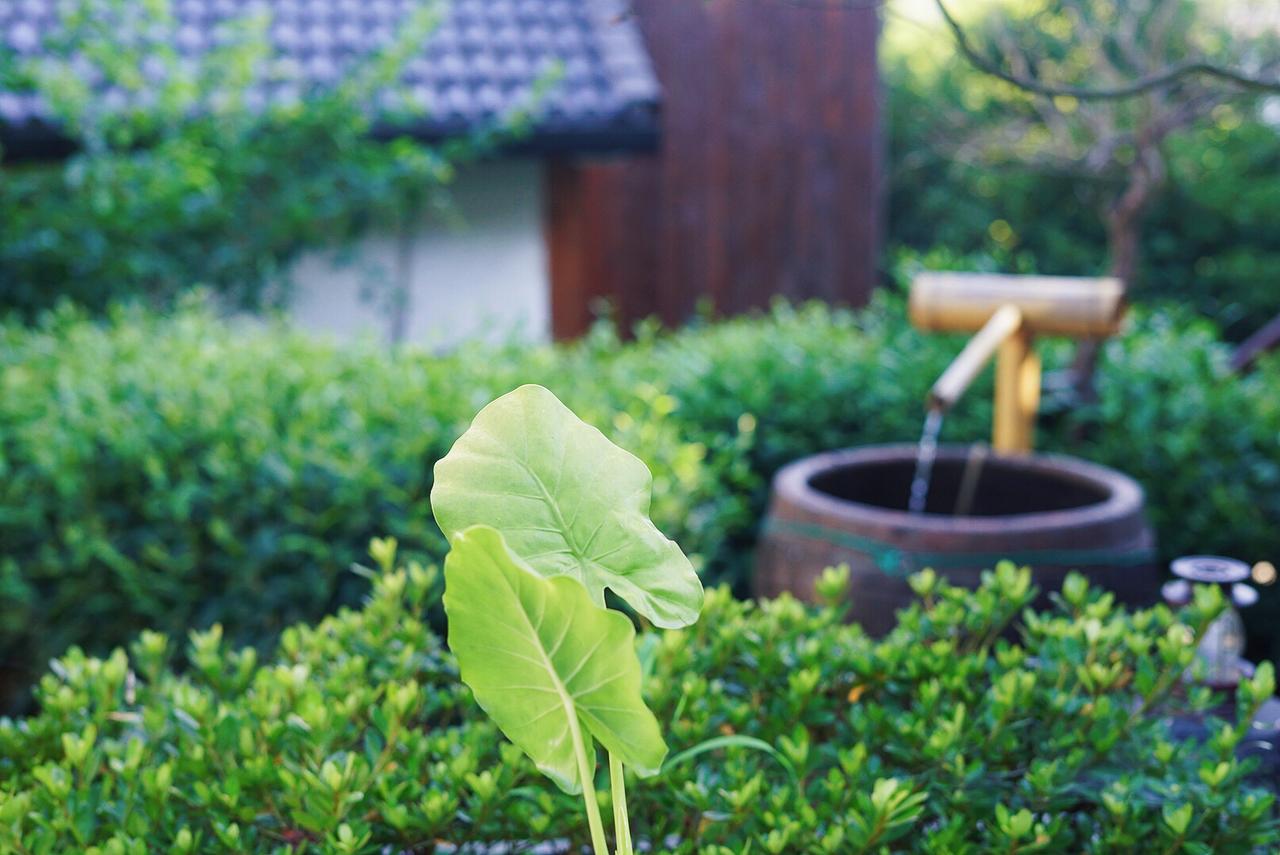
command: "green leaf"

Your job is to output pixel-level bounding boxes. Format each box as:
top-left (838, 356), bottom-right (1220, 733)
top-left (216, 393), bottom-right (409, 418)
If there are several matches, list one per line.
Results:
top-left (1163, 802), bottom-right (1193, 836)
top-left (663, 734), bottom-right (802, 795)
top-left (443, 524), bottom-right (667, 793)
top-left (432, 384), bottom-right (703, 628)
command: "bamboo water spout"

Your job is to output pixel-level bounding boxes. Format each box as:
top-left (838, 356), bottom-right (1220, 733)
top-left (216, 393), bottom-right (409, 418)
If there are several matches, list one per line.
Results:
top-left (910, 273), bottom-right (1126, 454)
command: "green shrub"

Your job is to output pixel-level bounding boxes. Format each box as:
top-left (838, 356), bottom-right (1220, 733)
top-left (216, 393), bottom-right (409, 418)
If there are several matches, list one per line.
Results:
top-left (2, 555), bottom-right (1277, 853)
top-left (1075, 314), bottom-right (1280, 576)
top-left (3, 297), bottom-right (1280, 707)
top-left (0, 301), bottom-right (719, 708)
top-left (635, 300), bottom-right (1280, 571)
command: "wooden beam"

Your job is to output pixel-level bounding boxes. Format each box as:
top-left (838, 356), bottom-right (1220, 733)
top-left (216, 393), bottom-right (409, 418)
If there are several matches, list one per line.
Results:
top-left (546, 161), bottom-right (598, 340)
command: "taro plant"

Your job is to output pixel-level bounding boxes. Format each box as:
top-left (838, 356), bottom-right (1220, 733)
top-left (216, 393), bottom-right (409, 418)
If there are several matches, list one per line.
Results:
top-left (430, 384), bottom-right (705, 854)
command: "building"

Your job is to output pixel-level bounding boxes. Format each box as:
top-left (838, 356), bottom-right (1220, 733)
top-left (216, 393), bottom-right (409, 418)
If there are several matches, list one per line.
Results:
top-left (1, 0), bottom-right (881, 345)
top-left (547, 0), bottom-right (882, 338)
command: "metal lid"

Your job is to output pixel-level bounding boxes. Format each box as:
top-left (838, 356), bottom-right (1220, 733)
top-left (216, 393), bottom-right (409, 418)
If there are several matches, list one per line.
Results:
top-left (1171, 555), bottom-right (1251, 585)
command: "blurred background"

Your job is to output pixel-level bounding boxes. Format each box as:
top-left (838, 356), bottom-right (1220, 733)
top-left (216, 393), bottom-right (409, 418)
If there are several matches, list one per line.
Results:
top-left (1, 0), bottom-right (1278, 708)
top-left (2, 0), bottom-right (1276, 342)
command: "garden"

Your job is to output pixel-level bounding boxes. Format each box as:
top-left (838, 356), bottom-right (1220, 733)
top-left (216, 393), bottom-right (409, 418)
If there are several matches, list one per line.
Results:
top-left (3, 0), bottom-right (1280, 852)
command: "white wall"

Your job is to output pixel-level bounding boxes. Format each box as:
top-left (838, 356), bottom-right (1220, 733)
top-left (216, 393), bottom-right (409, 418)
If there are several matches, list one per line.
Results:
top-left (286, 159), bottom-right (549, 349)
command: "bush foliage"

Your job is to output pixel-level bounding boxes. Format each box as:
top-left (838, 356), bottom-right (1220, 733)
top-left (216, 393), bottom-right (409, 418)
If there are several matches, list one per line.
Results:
top-left (0, 302), bottom-right (719, 706)
top-left (2, 553), bottom-right (1277, 853)
top-left (3, 299), bottom-right (1279, 704)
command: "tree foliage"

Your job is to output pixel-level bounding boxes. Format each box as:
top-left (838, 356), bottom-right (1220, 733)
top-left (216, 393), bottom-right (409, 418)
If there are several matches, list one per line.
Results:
top-left (885, 0), bottom-right (1280, 337)
top-left (0, 0), bottom-right (482, 317)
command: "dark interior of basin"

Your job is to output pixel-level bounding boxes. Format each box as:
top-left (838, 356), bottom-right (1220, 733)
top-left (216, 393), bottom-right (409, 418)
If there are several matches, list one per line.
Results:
top-left (809, 456), bottom-right (1111, 516)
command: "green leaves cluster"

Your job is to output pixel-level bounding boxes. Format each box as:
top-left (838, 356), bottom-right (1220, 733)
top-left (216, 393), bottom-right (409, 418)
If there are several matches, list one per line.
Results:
top-left (0, 0), bottom-right (469, 317)
top-left (0, 304), bottom-right (720, 713)
top-left (432, 385), bottom-right (704, 851)
top-left (3, 551), bottom-right (1278, 852)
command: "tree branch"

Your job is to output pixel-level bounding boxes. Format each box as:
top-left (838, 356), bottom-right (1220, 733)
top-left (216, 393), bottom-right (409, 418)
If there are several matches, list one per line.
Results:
top-left (934, 0), bottom-right (1280, 99)
top-left (1231, 311), bottom-right (1280, 374)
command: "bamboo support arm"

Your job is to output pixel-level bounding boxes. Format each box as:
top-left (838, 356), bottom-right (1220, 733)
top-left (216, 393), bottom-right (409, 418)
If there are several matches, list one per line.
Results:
top-left (928, 304), bottom-right (1024, 412)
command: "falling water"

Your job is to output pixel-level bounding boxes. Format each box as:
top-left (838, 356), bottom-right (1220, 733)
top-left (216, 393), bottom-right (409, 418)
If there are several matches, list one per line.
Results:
top-left (908, 407), bottom-right (944, 514)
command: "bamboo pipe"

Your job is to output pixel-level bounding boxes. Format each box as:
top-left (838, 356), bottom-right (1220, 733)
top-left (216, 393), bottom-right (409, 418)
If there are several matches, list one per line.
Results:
top-left (928, 304), bottom-right (1024, 412)
top-left (911, 273), bottom-right (1124, 337)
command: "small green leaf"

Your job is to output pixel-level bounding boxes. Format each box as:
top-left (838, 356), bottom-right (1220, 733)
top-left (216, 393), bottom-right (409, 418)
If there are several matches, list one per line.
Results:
top-left (1061, 572), bottom-right (1089, 607)
top-left (443, 525), bottom-right (667, 793)
top-left (432, 384), bottom-right (704, 628)
top-left (1163, 802), bottom-right (1193, 836)
top-left (908, 568), bottom-right (937, 597)
top-left (1249, 660), bottom-right (1276, 701)
top-left (815, 564), bottom-right (851, 606)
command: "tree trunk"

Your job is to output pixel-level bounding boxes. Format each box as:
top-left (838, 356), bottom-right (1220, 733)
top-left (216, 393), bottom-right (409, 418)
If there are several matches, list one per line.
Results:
top-left (1072, 146), bottom-right (1162, 404)
top-left (1069, 207), bottom-right (1142, 405)
top-left (1105, 206), bottom-right (1142, 287)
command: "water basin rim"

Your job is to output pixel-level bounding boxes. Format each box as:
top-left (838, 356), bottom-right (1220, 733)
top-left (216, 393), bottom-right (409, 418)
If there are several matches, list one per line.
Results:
top-left (773, 444), bottom-right (1146, 535)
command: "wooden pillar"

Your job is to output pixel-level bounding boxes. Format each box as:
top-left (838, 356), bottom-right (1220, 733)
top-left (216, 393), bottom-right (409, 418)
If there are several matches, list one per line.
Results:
top-left (544, 0), bottom-right (882, 339)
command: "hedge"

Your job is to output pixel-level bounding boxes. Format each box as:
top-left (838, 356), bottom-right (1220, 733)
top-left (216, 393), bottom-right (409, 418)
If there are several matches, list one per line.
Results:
top-left (2, 297), bottom-right (1279, 708)
top-left (0, 301), bottom-right (732, 709)
top-left (1, 552), bottom-right (1277, 853)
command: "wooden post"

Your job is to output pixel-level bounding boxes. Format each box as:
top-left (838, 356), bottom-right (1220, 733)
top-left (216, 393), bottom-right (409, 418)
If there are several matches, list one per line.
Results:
top-left (994, 329), bottom-right (1040, 454)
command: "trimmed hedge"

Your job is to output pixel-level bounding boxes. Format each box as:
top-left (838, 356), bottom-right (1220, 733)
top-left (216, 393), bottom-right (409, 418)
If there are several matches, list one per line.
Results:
top-left (2, 554), bottom-right (1277, 853)
top-left (0, 302), bottom-right (723, 706)
top-left (2, 297), bottom-right (1280, 705)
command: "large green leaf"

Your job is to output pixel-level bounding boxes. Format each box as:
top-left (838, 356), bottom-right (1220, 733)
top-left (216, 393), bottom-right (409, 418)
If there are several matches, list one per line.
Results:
top-left (431, 384), bottom-right (703, 629)
top-left (444, 525), bottom-right (668, 793)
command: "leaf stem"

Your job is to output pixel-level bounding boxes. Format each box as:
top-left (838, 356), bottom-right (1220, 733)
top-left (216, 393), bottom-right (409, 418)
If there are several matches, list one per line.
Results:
top-left (569, 715), bottom-right (609, 855)
top-left (609, 751), bottom-right (634, 855)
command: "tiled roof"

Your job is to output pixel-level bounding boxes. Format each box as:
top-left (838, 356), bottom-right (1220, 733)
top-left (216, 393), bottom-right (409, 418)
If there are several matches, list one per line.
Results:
top-left (0, 0), bottom-right (661, 157)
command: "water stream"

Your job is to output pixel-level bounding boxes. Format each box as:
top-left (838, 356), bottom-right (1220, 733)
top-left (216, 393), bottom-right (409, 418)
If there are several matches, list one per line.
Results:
top-left (908, 407), bottom-right (945, 514)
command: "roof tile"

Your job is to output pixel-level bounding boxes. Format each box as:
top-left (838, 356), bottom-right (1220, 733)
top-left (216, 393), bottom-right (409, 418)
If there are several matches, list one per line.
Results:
top-left (0, 0), bottom-right (660, 153)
